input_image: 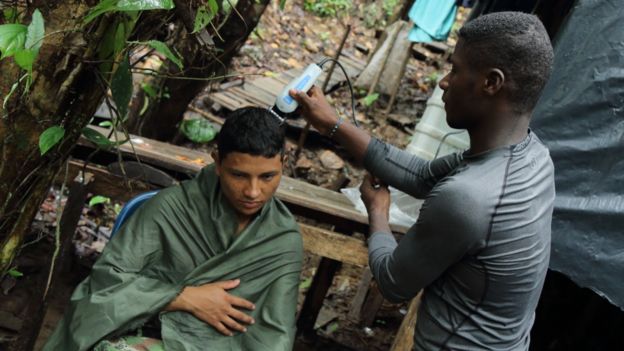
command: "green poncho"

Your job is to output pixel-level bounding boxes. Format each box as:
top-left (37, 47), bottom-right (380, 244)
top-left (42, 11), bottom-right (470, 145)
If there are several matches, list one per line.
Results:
top-left (44, 165), bottom-right (303, 351)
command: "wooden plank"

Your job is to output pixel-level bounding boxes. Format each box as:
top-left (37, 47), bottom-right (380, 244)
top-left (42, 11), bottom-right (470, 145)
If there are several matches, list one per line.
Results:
top-left (299, 224), bottom-right (367, 267)
top-left (58, 160), bottom-right (157, 202)
top-left (348, 267), bottom-right (374, 321)
top-left (230, 86), bottom-right (274, 107)
top-left (58, 162), bottom-right (369, 266)
top-left (78, 126), bottom-right (409, 233)
top-left (361, 281), bottom-right (386, 327)
top-left (390, 292), bottom-right (423, 351)
top-left (239, 82), bottom-right (279, 104)
top-left (297, 257), bottom-right (342, 339)
top-left (246, 76), bottom-right (287, 96)
top-left (209, 53), bottom-right (366, 114)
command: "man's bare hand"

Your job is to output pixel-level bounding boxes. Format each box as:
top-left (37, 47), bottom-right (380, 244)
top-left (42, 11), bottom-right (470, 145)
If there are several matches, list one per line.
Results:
top-left (360, 174), bottom-right (390, 221)
top-left (289, 86), bottom-right (339, 135)
top-left (165, 279), bottom-right (255, 336)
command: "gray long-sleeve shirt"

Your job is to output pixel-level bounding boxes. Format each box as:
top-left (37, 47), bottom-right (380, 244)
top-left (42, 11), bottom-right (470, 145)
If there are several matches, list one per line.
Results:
top-left (364, 131), bottom-right (554, 351)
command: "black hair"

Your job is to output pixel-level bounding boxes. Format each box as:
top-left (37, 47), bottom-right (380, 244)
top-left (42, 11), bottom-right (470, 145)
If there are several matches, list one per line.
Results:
top-left (459, 11), bottom-right (554, 113)
top-left (217, 106), bottom-right (285, 161)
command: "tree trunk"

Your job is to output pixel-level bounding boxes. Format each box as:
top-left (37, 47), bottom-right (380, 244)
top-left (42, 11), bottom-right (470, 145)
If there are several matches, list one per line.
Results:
top-left (127, 0), bottom-right (270, 141)
top-left (0, 3), bottom-right (171, 349)
top-left (0, 1), bottom-right (114, 276)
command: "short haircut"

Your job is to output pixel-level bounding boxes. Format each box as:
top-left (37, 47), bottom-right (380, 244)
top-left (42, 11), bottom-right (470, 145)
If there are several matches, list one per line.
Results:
top-left (459, 12), bottom-right (554, 113)
top-left (217, 107), bottom-right (285, 160)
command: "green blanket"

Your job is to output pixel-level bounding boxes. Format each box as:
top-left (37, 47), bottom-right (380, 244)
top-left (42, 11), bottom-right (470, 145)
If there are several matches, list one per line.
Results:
top-left (44, 165), bottom-right (303, 351)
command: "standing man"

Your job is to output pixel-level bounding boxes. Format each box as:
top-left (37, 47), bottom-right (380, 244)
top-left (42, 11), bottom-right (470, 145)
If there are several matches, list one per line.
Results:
top-left (291, 12), bottom-right (555, 350)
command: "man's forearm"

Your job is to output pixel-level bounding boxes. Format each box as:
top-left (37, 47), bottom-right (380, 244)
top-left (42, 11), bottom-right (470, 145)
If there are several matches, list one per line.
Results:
top-left (366, 210), bottom-right (405, 302)
top-left (331, 119), bottom-right (371, 165)
top-left (368, 210), bottom-right (392, 237)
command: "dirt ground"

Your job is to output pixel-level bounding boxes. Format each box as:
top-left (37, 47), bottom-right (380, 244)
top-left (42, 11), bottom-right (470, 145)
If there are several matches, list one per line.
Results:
top-left (2, 1), bottom-right (467, 350)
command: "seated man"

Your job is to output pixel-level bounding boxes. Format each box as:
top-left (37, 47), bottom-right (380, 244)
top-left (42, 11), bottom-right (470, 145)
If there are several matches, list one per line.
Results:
top-left (44, 107), bottom-right (303, 351)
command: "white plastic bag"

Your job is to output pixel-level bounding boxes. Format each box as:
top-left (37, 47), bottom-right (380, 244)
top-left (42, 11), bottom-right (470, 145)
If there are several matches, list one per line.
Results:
top-left (340, 186), bottom-right (423, 228)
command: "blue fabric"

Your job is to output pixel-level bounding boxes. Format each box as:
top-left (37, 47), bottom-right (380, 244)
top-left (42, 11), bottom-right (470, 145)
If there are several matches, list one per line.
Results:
top-left (110, 190), bottom-right (159, 237)
top-left (408, 0), bottom-right (458, 43)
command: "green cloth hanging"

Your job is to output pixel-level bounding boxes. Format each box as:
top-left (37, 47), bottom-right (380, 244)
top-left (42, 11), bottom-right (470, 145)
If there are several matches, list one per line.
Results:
top-left (43, 165), bottom-right (303, 351)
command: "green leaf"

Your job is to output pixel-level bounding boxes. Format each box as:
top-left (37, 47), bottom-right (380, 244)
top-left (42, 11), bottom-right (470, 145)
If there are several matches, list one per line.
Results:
top-left (116, 0), bottom-right (175, 11)
top-left (8, 268), bottom-right (23, 278)
top-left (84, 0), bottom-right (118, 24)
top-left (25, 9), bottom-right (44, 52)
top-left (85, 0), bottom-right (175, 24)
top-left (279, 0), bottom-right (287, 10)
top-left (193, 5), bottom-right (216, 33)
top-left (111, 54), bottom-right (133, 119)
top-left (146, 40), bottom-right (183, 69)
top-left (89, 195), bottom-right (110, 206)
top-left (180, 119), bottom-right (216, 143)
top-left (113, 21), bottom-right (128, 58)
top-left (0, 24), bottom-right (27, 59)
top-left (222, 0), bottom-right (236, 15)
top-left (39, 126), bottom-right (65, 155)
top-left (299, 277), bottom-right (312, 290)
top-left (13, 49), bottom-right (35, 71)
top-left (362, 93), bottom-right (379, 107)
top-left (325, 321), bottom-right (339, 334)
top-left (98, 121), bottom-right (113, 127)
top-left (82, 127), bottom-right (113, 149)
top-left (207, 0), bottom-right (219, 17)
top-left (141, 83), bottom-right (157, 98)
top-left (3, 8), bottom-right (18, 23)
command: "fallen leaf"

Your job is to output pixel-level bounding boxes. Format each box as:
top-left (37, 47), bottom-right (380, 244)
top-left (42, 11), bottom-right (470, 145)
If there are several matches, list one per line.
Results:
top-left (303, 39), bottom-right (319, 53)
top-left (286, 57), bottom-right (301, 68)
top-left (319, 150), bottom-right (344, 170)
top-left (296, 155), bottom-right (314, 169)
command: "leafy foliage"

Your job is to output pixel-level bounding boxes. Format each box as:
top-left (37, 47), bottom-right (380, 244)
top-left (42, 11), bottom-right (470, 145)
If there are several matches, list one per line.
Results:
top-left (2, 8), bottom-right (18, 23)
top-left (180, 119), bottom-right (217, 143)
top-left (0, 24), bottom-right (27, 59)
top-left (363, 0), bottom-right (400, 29)
top-left (111, 54), bottom-right (133, 119)
top-left (303, 0), bottom-right (351, 17)
top-left (39, 126), bottom-right (65, 155)
top-left (89, 195), bottom-right (110, 206)
top-left (82, 127), bottom-right (114, 149)
top-left (85, 0), bottom-right (175, 23)
top-left (0, 9), bottom-right (45, 94)
top-left (193, 0), bottom-right (219, 33)
top-left (7, 268), bottom-right (23, 278)
top-left (361, 93), bottom-right (379, 107)
top-left (146, 40), bottom-right (183, 69)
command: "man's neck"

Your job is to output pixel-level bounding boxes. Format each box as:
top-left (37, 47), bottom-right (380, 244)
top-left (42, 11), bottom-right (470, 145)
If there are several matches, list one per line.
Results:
top-left (467, 111), bottom-right (531, 155)
top-left (236, 214), bottom-right (252, 235)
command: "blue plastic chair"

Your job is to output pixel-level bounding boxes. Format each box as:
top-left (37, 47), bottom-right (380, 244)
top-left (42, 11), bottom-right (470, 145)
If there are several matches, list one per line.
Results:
top-left (110, 190), bottom-right (159, 238)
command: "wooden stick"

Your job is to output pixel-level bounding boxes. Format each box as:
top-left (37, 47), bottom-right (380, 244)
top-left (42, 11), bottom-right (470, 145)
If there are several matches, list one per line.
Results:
top-left (390, 291), bottom-right (423, 351)
top-left (188, 106), bottom-right (225, 125)
top-left (383, 41), bottom-right (413, 116)
top-left (368, 21), bottom-right (404, 98)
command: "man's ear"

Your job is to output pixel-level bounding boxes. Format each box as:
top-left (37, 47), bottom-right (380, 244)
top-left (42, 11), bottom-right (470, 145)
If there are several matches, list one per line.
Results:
top-left (483, 68), bottom-right (505, 96)
top-left (282, 153), bottom-right (288, 166)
